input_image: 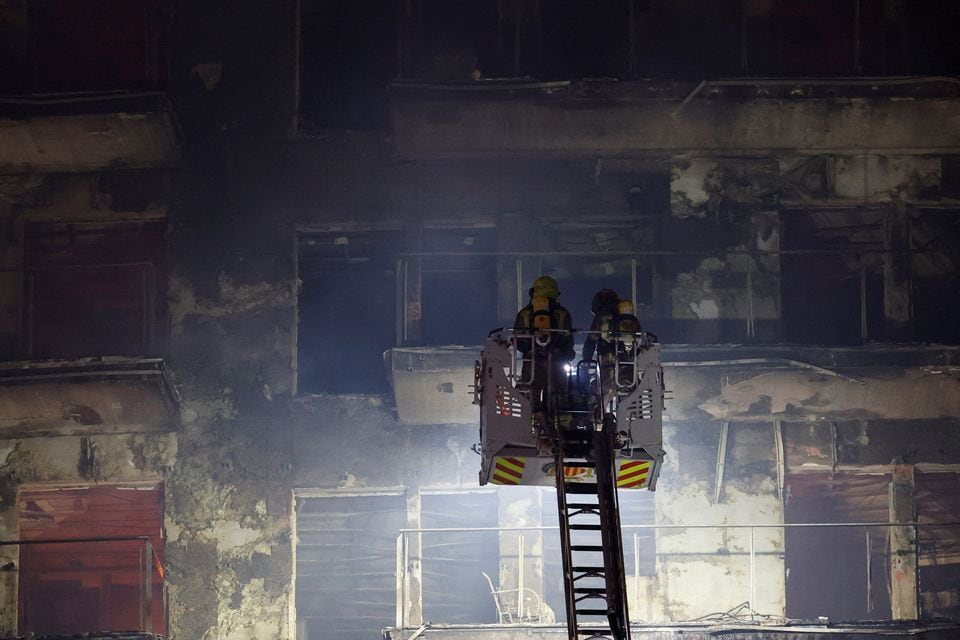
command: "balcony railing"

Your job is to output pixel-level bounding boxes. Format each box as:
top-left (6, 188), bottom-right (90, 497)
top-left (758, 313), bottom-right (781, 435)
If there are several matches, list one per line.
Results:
top-left (0, 536), bottom-right (165, 636)
top-left (392, 521), bottom-right (960, 628)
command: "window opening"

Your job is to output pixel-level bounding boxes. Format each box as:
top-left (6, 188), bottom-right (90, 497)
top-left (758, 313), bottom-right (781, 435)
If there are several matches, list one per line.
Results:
top-left (419, 224), bottom-right (498, 346)
top-left (784, 473), bottom-right (891, 620)
top-left (420, 490), bottom-right (499, 623)
top-left (297, 228), bottom-right (400, 394)
top-left (915, 471), bottom-right (960, 620)
top-left (294, 493), bottom-right (406, 640)
top-left (298, 0), bottom-right (397, 131)
top-left (780, 208), bottom-right (884, 344)
top-left (537, 222), bottom-right (649, 332)
top-left (911, 208), bottom-right (960, 344)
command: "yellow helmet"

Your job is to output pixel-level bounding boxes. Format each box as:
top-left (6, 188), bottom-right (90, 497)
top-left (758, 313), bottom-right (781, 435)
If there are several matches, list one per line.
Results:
top-left (530, 275), bottom-right (560, 300)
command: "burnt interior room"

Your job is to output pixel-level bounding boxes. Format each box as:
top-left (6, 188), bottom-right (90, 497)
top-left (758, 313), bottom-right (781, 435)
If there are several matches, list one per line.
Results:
top-left (1, 2), bottom-right (960, 640)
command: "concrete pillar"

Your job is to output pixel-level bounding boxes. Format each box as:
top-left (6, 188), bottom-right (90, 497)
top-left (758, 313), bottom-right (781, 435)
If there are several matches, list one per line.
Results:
top-left (403, 226), bottom-right (422, 346)
top-left (889, 464), bottom-right (918, 620)
top-left (403, 492), bottom-right (423, 626)
top-left (883, 202), bottom-right (912, 340)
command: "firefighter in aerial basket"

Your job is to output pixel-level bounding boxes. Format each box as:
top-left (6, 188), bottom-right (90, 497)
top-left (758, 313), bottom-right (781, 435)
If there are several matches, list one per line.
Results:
top-left (582, 289), bottom-right (646, 411)
top-left (513, 275), bottom-right (575, 420)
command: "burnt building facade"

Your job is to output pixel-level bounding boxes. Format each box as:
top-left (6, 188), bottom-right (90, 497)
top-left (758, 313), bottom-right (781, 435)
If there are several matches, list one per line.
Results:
top-left (1, 2), bottom-right (959, 640)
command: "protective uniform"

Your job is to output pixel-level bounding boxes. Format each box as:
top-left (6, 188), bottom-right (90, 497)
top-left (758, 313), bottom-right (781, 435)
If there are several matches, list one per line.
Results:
top-left (582, 289), bottom-right (644, 410)
top-left (513, 276), bottom-right (574, 413)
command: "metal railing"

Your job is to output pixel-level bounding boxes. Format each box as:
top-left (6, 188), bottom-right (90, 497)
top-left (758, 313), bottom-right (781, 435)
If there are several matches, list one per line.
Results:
top-left (0, 536), bottom-right (165, 635)
top-left (394, 242), bottom-right (959, 347)
top-left (393, 521), bottom-right (960, 628)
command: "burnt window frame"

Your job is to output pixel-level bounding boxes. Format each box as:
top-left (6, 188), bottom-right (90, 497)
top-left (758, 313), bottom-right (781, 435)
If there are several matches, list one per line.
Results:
top-left (295, 223), bottom-right (404, 395)
top-left (416, 220), bottom-right (499, 347)
top-left (292, 489), bottom-right (409, 640)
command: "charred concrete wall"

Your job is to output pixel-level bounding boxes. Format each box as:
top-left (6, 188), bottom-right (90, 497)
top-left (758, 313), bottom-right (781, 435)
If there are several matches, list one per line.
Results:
top-left (0, 2), bottom-right (956, 636)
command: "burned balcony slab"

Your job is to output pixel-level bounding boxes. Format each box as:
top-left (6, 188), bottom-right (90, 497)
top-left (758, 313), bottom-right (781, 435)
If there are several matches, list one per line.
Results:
top-left (384, 620), bottom-right (960, 640)
top-left (0, 93), bottom-right (179, 174)
top-left (388, 344), bottom-right (960, 426)
top-left (387, 346), bottom-right (479, 425)
top-left (389, 78), bottom-right (960, 158)
top-left (0, 357), bottom-right (179, 437)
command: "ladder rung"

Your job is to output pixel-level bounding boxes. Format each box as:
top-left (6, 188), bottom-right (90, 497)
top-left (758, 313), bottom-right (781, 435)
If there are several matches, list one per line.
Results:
top-left (570, 545), bottom-right (604, 552)
top-left (572, 565), bottom-right (605, 573)
top-left (574, 609), bottom-right (610, 616)
top-left (576, 629), bottom-right (612, 636)
top-left (565, 483), bottom-right (599, 494)
top-left (574, 588), bottom-right (607, 595)
top-left (566, 502), bottom-right (599, 510)
top-left (569, 524), bottom-right (602, 531)
top-left (564, 460), bottom-right (596, 468)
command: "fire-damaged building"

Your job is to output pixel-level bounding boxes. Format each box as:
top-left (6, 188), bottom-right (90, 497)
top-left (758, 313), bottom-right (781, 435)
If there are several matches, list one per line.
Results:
top-left (1, 1), bottom-right (960, 640)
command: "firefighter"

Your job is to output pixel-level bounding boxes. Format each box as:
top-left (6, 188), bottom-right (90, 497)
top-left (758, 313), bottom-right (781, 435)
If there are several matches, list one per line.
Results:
top-left (581, 289), bottom-right (620, 410)
top-left (513, 275), bottom-right (575, 417)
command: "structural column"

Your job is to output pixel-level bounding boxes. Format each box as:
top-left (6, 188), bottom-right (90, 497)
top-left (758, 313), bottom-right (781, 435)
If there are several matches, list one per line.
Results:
top-left (889, 464), bottom-right (918, 620)
top-left (883, 202), bottom-right (912, 340)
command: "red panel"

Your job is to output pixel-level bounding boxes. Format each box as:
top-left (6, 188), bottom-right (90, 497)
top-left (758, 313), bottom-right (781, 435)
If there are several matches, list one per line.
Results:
top-left (23, 220), bottom-right (167, 359)
top-left (18, 485), bottom-right (165, 635)
top-left (31, 0), bottom-right (168, 92)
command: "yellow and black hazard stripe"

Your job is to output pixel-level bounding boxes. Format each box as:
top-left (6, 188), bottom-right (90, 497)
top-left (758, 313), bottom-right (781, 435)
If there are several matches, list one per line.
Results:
top-left (616, 460), bottom-right (651, 489)
top-left (492, 457), bottom-right (526, 485)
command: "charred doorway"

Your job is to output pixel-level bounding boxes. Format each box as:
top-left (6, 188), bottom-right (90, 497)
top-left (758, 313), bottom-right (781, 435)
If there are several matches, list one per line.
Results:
top-left (297, 228), bottom-right (399, 394)
top-left (420, 490), bottom-right (499, 624)
top-left (294, 492), bottom-right (406, 640)
top-left (784, 473), bottom-right (891, 620)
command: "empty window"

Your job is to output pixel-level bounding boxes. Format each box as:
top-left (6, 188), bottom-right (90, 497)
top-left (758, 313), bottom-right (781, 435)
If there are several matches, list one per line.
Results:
top-left (780, 208), bottom-right (884, 345)
top-left (915, 472), bottom-right (960, 620)
top-left (420, 491), bottom-right (499, 623)
top-left (538, 222), bottom-right (652, 335)
top-left (297, 228), bottom-right (400, 394)
top-left (911, 208), bottom-right (960, 344)
top-left (295, 494), bottom-right (406, 640)
top-left (419, 224), bottom-right (498, 346)
top-left (784, 473), bottom-right (891, 620)
top-left (18, 485), bottom-right (165, 635)
top-left (23, 220), bottom-right (167, 359)
top-left (299, 0), bottom-right (397, 130)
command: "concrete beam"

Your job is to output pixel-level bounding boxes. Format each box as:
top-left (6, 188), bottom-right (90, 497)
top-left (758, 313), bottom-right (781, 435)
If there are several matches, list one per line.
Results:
top-left (0, 110), bottom-right (179, 174)
top-left (390, 83), bottom-right (960, 158)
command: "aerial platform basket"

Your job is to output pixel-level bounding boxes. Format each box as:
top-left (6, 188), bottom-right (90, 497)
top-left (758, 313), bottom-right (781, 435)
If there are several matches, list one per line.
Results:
top-left (474, 330), bottom-right (665, 491)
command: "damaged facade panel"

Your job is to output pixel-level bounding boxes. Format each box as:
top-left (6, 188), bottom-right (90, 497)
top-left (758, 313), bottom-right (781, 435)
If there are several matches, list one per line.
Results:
top-left (697, 367), bottom-right (960, 422)
top-left (389, 83), bottom-right (960, 156)
top-left (778, 155), bottom-right (942, 203)
top-left (0, 359), bottom-right (179, 437)
top-left (0, 109), bottom-right (179, 174)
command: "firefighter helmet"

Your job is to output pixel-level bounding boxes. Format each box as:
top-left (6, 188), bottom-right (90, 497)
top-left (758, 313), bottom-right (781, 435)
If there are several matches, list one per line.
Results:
top-left (591, 289), bottom-right (619, 314)
top-left (530, 275), bottom-right (560, 300)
